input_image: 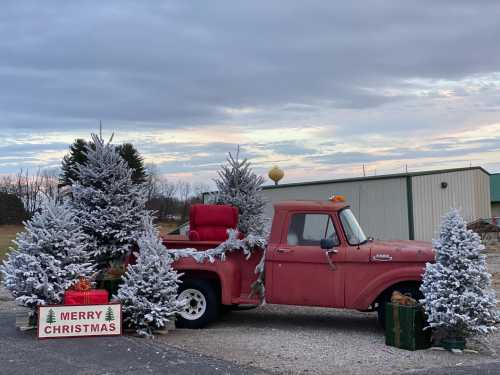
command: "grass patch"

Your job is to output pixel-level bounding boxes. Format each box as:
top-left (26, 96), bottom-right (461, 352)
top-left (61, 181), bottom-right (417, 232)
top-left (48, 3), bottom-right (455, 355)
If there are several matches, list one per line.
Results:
top-left (0, 225), bottom-right (23, 262)
top-left (0, 222), bottom-right (177, 262)
top-left (157, 221), bottom-right (179, 235)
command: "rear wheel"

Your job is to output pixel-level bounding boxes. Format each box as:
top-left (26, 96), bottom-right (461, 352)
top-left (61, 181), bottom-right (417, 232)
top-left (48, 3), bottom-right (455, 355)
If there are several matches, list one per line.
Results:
top-left (176, 279), bottom-right (219, 329)
top-left (377, 285), bottom-right (422, 329)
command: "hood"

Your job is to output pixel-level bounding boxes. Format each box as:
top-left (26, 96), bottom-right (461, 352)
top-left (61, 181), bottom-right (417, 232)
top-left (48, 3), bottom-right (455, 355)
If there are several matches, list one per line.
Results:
top-left (369, 240), bottom-right (434, 263)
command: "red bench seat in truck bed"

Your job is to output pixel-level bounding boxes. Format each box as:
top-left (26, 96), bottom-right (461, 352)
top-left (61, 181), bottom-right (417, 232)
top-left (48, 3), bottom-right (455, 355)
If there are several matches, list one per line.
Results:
top-left (188, 204), bottom-right (239, 242)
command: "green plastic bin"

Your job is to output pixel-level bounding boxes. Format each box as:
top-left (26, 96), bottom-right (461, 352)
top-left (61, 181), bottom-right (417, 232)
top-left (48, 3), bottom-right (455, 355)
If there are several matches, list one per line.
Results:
top-left (385, 303), bottom-right (431, 351)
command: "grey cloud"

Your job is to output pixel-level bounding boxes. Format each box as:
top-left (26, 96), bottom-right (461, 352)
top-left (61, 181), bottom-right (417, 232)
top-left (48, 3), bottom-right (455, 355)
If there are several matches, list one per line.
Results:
top-left (1, 1), bottom-right (500, 176)
top-left (0, 142), bottom-right (68, 156)
top-left (252, 141), bottom-right (316, 156)
top-left (309, 137), bottom-right (500, 166)
top-left (1, 1), bottom-right (500, 133)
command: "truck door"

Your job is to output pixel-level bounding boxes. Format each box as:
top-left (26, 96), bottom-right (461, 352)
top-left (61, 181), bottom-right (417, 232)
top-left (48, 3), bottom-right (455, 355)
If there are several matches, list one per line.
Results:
top-left (266, 212), bottom-right (345, 307)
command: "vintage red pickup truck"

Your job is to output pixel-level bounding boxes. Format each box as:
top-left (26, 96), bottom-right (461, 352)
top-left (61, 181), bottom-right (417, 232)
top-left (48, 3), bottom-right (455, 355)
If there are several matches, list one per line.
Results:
top-left (164, 199), bottom-right (434, 329)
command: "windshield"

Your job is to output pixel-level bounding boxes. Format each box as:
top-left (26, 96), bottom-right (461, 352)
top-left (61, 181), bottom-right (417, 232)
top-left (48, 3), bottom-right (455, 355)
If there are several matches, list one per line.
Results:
top-left (339, 209), bottom-right (367, 245)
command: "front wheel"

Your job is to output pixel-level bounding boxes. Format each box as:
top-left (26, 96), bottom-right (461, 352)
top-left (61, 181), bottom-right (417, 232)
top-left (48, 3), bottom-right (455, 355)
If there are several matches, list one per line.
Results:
top-left (176, 279), bottom-right (219, 329)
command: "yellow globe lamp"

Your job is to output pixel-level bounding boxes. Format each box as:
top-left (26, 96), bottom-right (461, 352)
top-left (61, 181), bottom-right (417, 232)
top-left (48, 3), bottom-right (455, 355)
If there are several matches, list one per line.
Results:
top-left (268, 165), bottom-right (284, 186)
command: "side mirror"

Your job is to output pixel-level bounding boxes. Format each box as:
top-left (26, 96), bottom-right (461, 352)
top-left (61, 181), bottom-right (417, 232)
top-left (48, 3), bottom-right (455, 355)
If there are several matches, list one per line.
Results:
top-left (320, 238), bottom-right (335, 250)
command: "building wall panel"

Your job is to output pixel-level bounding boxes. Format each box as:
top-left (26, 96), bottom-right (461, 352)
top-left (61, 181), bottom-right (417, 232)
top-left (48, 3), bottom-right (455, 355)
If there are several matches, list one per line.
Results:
top-left (473, 169), bottom-right (491, 219)
top-left (411, 169), bottom-right (490, 241)
top-left (261, 177), bottom-right (409, 240)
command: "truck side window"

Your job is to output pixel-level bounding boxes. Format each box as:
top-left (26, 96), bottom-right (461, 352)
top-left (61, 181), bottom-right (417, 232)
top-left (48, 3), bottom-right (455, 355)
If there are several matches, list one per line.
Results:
top-left (287, 214), bottom-right (339, 247)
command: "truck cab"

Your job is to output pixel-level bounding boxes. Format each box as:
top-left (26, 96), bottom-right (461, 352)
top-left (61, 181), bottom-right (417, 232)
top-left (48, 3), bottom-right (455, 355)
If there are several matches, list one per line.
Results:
top-left (165, 199), bottom-right (434, 328)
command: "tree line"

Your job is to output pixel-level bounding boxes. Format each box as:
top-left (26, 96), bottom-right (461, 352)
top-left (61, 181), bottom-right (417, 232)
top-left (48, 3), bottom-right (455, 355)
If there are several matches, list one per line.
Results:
top-left (0, 138), bottom-right (209, 225)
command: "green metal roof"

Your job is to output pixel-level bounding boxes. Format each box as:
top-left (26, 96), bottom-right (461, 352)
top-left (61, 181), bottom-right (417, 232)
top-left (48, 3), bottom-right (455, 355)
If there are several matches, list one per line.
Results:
top-left (491, 173), bottom-right (500, 203)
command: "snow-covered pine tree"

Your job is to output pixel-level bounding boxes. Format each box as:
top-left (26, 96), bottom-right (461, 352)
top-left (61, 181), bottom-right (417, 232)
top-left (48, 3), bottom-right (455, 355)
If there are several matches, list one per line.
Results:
top-left (420, 208), bottom-right (498, 338)
top-left (71, 133), bottom-right (148, 269)
top-left (214, 147), bottom-right (267, 236)
top-left (0, 199), bottom-right (93, 314)
top-left (115, 216), bottom-right (182, 337)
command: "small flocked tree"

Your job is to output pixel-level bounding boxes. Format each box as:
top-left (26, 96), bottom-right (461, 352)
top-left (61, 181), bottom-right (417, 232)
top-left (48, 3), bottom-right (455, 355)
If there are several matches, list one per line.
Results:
top-left (420, 208), bottom-right (498, 339)
top-left (214, 147), bottom-right (267, 236)
top-left (116, 216), bottom-right (183, 337)
top-left (0, 199), bottom-right (93, 316)
top-left (71, 134), bottom-right (148, 269)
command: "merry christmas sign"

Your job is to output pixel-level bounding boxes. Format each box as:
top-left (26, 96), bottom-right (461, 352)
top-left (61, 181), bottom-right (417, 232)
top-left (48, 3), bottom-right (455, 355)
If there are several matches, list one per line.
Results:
top-left (38, 303), bottom-right (122, 339)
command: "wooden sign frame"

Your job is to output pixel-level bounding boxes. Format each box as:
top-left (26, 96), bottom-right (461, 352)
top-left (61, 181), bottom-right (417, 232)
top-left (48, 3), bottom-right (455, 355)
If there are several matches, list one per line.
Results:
top-left (37, 303), bottom-right (122, 339)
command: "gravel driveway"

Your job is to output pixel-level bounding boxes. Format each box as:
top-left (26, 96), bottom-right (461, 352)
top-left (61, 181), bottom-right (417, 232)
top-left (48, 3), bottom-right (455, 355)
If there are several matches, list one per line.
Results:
top-left (157, 247), bottom-right (500, 374)
top-left (159, 304), bottom-right (500, 375)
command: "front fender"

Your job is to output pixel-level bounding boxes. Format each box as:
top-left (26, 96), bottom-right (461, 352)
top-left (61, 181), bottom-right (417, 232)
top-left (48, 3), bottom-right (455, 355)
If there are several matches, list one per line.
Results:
top-left (350, 265), bottom-right (424, 309)
top-left (173, 257), bottom-right (241, 305)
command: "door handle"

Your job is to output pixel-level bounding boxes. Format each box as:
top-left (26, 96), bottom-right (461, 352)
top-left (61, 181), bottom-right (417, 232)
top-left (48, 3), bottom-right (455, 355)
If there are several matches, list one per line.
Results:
top-left (324, 250), bottom-right (337, 271)
top-left (277, 248), bottom-right (293, 253)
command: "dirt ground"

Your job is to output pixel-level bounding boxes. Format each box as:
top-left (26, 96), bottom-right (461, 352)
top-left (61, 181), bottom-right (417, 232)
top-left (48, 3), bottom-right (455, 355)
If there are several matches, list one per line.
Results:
top-left (486, 243), bottom-right (500, 299)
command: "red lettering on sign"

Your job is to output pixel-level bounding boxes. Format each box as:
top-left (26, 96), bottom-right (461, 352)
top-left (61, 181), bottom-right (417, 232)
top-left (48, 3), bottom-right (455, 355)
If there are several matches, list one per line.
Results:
top-left (95, 311), bottom-right (102, 320)
top-left (109, 323), bottom-right (115, 332)
top-left (62, 325), bottom-right (69, 333)
top-left (44, 326), bottom-right (51, 334)
top-left (70, 312), bottom-right (78, 320)
top-left (79, 312), bottom-right (86, 320)
top-left (60, 312), bottom-right (70, 320)
top-left (90, 324), bottom-right (100, 332)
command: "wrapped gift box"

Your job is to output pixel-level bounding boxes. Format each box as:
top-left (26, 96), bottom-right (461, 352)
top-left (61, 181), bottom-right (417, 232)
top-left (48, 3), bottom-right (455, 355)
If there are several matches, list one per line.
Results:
top-left (64, 289), bottom-right (109, 305)
top-left (385, 303), bottom-right (431, 351)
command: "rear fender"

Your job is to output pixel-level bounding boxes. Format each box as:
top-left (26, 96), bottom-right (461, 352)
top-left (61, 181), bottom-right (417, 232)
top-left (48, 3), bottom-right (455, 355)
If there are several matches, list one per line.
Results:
top-left (350, 265), bottom-right (424, 309)
top-left (174, 258), bottom-right (241, 305)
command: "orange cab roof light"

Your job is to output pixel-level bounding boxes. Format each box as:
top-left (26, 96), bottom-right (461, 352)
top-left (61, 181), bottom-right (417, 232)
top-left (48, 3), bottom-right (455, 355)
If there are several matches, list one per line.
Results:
top-left (329, 194), bottom-right (346, 203)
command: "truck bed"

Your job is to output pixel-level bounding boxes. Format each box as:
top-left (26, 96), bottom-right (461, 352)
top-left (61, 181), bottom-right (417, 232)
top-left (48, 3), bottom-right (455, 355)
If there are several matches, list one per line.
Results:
top-left (162, 235), bottom-right (262, 306)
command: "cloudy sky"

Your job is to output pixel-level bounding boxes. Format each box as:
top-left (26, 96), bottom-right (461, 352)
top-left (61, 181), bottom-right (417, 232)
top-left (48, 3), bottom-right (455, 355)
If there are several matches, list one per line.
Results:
top-left (1, 1), bottom-right (500, 186)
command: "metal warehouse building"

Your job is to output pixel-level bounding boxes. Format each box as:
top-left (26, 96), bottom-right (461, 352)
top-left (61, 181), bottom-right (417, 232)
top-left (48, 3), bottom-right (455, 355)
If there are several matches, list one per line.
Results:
top-left (261, 167), bottom-right (491, 241)
top-left (490, 173), bottom-right (500, 217)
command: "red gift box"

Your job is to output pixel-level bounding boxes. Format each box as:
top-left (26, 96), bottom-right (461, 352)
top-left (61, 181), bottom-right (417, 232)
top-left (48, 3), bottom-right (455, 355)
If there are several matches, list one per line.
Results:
top-left (64, 289), bottom-right (109, 305)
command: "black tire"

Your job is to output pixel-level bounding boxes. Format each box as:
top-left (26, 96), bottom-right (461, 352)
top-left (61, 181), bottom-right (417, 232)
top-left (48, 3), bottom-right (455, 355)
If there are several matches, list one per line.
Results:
top-left (377, 285), bottom-right (423, 329)
top-left (175, 279), bottom-right (219, 329)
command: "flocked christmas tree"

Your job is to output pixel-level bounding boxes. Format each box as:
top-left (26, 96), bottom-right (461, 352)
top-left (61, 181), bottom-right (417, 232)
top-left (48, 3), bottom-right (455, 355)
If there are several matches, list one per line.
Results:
top-left (420, 208), bottom-right (498, 338)
top-left (116, 216), bottom-right (183, 337)
top-left (1, 199), bottom-right (93, 315)
top-left (214, 147), bottom-right (267, 236)
top-left (71, 133), bottom-right (148, 269)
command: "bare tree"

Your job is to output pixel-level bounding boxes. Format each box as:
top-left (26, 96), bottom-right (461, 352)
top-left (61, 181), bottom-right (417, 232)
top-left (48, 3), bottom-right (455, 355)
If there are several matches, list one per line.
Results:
top-left (0, 168), bottom-right (61, 218)
top-left (176, 181), bottom-right (192, 222)
top-left (192, 182), bottom-right (210, 204)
